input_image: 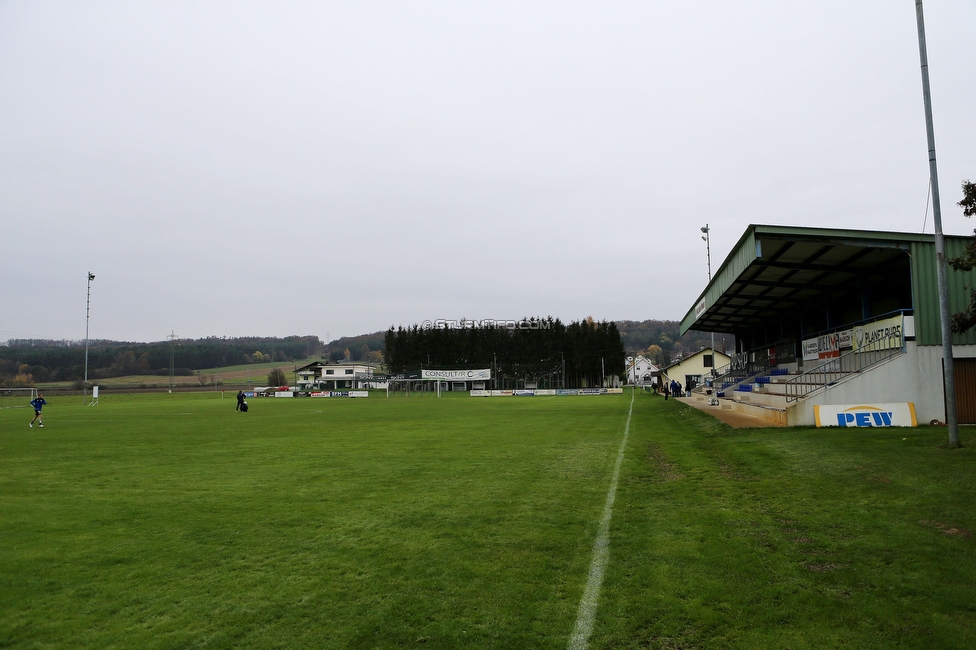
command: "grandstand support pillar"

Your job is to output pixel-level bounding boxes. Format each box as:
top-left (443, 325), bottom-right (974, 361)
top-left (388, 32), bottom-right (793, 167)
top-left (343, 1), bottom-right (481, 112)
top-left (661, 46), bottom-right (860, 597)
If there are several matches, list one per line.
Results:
top-left (915, 0), bottom-right (958, 446)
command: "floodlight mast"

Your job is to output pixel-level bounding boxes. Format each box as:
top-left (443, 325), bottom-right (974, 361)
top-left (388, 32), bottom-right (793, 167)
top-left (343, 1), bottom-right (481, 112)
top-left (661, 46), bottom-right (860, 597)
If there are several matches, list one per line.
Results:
top-left (84, 272), bottom-right (94, 403)
top-left (701, 226), bottom-right (715, 374)
top-left (168, 330), bottom-right (177, 392)
top-left (915, 0), bottom-right (958, 447)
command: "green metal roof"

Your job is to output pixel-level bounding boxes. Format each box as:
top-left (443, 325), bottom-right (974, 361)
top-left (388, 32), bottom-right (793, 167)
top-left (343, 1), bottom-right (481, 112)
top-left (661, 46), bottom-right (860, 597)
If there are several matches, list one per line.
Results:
top-left (680, 224), bottom-right (976, 346)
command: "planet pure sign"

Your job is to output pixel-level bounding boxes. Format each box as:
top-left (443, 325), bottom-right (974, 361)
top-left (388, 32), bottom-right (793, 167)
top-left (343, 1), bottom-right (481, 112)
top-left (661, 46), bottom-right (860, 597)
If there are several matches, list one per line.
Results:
top-left (851, 314), bottom-right (903, 353)
top-left (814, 403), bottom-right (917, 428)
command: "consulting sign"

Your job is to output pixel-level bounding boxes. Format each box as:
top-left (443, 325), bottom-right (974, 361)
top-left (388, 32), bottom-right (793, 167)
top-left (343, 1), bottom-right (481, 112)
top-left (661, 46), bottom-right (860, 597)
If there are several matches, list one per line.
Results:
top-left (421, 369), bottom-right (491, 381)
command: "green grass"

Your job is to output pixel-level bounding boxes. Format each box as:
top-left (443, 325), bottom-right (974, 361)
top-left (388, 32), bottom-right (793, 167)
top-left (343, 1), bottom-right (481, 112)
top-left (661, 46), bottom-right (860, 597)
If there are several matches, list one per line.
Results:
top-left (1, 393), bottom-right (973, 648)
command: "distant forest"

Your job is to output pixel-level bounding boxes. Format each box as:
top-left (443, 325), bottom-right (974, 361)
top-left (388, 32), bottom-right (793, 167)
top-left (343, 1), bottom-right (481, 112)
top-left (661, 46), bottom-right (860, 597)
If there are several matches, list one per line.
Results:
top-left (0, 336), bottom-right (323, 386)
top-left (1, 320), bottom-right (732, 386)
top-left (385, 317), bottom-right (625, 389)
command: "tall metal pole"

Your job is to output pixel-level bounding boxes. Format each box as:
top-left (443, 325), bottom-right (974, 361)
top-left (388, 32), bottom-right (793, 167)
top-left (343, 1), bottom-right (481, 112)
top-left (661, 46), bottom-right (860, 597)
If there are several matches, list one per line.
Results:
top-left (702, 225), bottom-right (716, 376)
top-left (84, 272), bottom-right (94, 403)
top-left (915, 0), bottom-right (959, 447)
top-left (168, 330), bottom-right (177, 392)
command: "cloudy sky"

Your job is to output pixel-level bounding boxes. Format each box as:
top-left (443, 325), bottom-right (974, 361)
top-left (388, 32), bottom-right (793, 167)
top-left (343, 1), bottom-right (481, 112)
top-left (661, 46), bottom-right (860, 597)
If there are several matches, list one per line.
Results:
top-left (1, 1), bottom-right (973, 343)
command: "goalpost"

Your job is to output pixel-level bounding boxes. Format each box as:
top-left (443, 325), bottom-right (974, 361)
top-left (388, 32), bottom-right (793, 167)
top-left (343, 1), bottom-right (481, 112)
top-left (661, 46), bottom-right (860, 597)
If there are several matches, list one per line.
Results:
top-left (0, 387), bottom-right (38, 402)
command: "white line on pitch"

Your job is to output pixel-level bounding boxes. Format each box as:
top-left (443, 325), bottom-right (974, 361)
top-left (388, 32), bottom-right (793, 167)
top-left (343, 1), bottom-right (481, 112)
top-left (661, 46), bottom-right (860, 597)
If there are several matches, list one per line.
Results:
top-left (567, 389), bottom-right (635, 650)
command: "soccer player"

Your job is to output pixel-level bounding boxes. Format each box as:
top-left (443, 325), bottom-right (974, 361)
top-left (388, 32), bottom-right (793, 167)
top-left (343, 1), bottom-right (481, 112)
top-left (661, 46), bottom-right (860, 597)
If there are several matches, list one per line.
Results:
top-left (29, 394), bottom-right (47, 428)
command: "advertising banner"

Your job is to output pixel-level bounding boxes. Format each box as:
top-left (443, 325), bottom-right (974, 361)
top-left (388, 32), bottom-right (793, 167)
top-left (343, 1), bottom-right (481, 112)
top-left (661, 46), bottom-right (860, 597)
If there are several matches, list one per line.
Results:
top-left (422, 369), bottom-right (491, 381)
top-left (852, 314), bottom-right (904, 353)
top-left (470, 390), bottom-right (490, 397)
top-left (773, 342), bottom-right (798, 365)
top-left (349, 391), bottom-right (369, 398)
top-left (386, 371), bottom-right (421, 381)
top-left (274, 391), bottom-right (294, 398)
top-left (838, 329), bottom-right (853, 350)
top-left (802, 339), bottom-right (820, 361)
top-left (513, 390), bottom-right (535, 396)
top-left (607, 388), bottom-right (624, 394)
top-left (579, 388), bottom-right (602, 395)
top-left (535, 389), bottom-right (556, 396)
top-left (814, 403), bottom-right (917, 427)
top-left (694, 298), bottom-right (707, 319)
top-left (801, 333), bottom-right (839, 361)
top-left (491, 390), bottom-right (513, 397)
top-left (556, 389), bottom-right (579, 396)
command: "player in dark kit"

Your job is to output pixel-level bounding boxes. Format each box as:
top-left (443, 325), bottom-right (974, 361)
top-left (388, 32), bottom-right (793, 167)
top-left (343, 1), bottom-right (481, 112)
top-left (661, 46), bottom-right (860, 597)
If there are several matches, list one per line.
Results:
top-left (236, 390), bottom-right (245, 411)
top-left (29, 394), bottom-right (47, 428)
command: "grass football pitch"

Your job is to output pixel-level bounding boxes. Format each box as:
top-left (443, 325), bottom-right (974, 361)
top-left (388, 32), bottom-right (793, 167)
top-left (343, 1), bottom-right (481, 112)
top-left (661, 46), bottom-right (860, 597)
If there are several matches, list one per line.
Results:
top-left (1, 392), bottom-right (974, 648)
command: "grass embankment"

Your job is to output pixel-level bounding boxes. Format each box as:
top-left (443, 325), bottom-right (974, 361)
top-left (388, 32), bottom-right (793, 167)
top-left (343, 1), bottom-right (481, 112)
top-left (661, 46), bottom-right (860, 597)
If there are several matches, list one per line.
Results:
top-left (597, 396), bottom-right (975, 648)
top-left (0, 392), bottom-right (972, 648)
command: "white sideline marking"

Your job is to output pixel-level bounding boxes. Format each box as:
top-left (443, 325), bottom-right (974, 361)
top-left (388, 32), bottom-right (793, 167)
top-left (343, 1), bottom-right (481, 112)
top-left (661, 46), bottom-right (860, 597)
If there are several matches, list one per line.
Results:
top-left (568, 390), bottom-right (635, 650)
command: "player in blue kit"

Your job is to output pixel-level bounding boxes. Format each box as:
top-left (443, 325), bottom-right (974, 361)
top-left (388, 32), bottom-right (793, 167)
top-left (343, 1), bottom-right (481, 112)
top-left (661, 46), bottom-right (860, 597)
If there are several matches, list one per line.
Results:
top-left (29, 394), bottom-right (47, 428)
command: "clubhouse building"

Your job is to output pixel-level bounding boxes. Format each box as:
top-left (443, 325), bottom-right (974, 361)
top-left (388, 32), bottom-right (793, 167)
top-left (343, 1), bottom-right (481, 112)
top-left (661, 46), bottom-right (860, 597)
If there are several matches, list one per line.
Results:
top-left (295, 362), bottom-right (381, 390)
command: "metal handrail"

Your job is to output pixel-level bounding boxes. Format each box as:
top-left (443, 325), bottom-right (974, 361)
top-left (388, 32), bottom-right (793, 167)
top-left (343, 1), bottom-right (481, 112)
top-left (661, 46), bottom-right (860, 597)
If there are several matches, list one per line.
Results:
top-left (784, 344), bottom-right (905, 403)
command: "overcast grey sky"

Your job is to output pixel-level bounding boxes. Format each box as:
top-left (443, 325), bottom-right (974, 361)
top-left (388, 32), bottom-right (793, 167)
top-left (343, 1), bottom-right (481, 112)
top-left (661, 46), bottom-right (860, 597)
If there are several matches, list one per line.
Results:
top-left (1, 1), bottom-right (973, 343)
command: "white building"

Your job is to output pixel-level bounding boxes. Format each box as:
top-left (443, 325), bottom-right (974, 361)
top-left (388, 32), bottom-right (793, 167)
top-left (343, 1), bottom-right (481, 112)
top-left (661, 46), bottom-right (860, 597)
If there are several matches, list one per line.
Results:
top-left (295, 362), bottom-right (382, 390)
top-left (626, 355), bottom-right (660, 386)
top-left (662, 348), bottom-right (731, 392)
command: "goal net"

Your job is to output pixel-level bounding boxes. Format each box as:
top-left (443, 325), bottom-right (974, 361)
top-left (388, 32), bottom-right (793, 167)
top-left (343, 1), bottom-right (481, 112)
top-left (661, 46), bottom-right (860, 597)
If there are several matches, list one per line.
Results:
top-left (0, 387), bottom-right (38, 402)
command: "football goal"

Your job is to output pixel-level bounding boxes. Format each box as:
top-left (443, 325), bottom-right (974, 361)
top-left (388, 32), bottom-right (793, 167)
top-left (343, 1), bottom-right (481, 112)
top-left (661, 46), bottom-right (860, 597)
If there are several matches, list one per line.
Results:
top-left (0, 387), bottom-right (38, 402)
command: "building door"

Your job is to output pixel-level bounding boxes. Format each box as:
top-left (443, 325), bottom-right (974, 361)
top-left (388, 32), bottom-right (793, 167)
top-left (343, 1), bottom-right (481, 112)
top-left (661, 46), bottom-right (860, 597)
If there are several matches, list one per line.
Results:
top-left (955, 358), bottom-right (976, 424)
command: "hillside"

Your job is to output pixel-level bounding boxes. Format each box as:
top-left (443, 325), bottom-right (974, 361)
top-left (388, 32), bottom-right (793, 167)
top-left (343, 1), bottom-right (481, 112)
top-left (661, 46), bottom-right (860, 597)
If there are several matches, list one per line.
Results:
top-left (2, 321), bottom-right (733, 386)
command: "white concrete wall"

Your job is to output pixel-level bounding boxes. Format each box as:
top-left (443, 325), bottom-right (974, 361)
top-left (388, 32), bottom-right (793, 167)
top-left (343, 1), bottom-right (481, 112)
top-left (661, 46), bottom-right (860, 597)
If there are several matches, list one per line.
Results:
top-left (786, 342), bottom-right (974, 426)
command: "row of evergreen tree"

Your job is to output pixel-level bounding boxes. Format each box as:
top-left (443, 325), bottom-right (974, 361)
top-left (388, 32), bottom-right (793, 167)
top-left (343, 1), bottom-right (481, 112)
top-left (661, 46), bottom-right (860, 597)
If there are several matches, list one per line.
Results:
top-left (384, 317), bottom-right (626, 388)
top-left (0, 336), bottom-right (322, 384)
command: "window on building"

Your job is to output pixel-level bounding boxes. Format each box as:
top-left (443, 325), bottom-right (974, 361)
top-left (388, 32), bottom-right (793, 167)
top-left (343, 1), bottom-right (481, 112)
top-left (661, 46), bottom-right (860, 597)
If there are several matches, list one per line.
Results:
top-left (345, 369), bottom-right (353, 374)
top-left (326, 369), bottom-right (334, 375)
top-left (703, 354), bottom-right (713, 367)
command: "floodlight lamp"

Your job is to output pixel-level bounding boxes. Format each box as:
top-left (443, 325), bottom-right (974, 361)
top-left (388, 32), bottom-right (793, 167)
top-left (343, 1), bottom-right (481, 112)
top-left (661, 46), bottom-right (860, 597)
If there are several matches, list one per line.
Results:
top-left (88, 272), bottom-right (95, 281)
top-left (702, 236), bottom-right (707, 242)
top-left (700, 226), bottom-right (709, 234)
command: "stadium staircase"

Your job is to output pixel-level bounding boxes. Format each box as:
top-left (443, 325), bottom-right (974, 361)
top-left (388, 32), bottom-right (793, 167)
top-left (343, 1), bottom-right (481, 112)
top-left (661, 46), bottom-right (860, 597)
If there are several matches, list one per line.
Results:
top-left (690, 345), bottom-right (906, 426)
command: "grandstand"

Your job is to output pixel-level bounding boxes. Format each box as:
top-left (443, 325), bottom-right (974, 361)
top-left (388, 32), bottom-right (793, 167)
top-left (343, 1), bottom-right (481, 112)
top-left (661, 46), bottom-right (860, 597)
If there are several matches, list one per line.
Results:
top-left (681, 225), bottom-right (976, 426)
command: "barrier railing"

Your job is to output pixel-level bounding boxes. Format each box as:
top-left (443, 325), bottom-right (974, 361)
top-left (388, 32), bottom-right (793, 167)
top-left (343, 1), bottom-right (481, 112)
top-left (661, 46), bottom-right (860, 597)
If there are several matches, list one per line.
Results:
top-left (784, 344), bottom-right (905, 403)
